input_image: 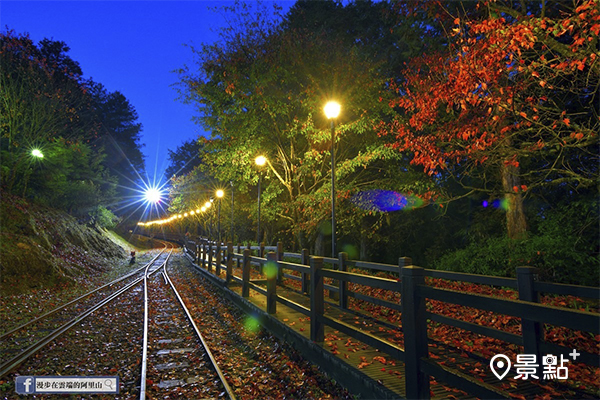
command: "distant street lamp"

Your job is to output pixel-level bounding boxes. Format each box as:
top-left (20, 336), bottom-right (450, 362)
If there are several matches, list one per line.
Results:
top-left (255, 155), bottom-right (267, 244)
top-left (324, 101), bottom-right (341, 258)
top-left (216, 189), bottom-right (224, 243)
top-left (144, 187), bottom-right (162, 204)
top-left (31, 149), bottom-right (44, 158)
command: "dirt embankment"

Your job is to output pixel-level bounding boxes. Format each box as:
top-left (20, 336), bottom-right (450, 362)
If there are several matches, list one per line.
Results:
top-left (0, 193), bottom-right (128, 294)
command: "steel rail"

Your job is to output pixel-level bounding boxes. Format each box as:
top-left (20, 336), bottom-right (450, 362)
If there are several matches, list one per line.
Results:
top-left (162, 263), bottom-right (237, 400)
top-left (139, 244), bottom-right (174, 400)
top-left (0, 244), bottom-right (168, 340)
top-left (0, 248), bottom-right (170, 379)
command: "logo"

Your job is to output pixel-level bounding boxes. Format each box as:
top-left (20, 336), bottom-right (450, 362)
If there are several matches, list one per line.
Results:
top-left (15, 376), bottom-right (35, 394)
top-left (490, 350), bottom-right (580, 381)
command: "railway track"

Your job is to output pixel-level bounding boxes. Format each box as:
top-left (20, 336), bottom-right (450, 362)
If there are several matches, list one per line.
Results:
top-left (1, 242), bottom-right (235, 399)
top-left (0, 244), bottom-right (171, 379)
top-left (140, 251), bottom-right (236, 399)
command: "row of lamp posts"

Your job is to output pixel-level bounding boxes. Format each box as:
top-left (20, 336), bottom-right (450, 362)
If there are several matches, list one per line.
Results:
top-left (201, 101), bottom-right (340, 257)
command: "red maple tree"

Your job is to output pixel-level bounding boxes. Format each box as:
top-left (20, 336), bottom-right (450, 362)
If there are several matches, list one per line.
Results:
top-left (380, 0), bottom-right (599, 239)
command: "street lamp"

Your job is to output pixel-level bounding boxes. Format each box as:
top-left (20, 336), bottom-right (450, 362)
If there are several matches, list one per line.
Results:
top-left (255, 155), bottom-right (267, 244)
top-left (216, 189), bottom-right (224, 243)
top-left (31, 149), bottom-right (44, 158)
top-left (324, 101), bottom-right (341, 258)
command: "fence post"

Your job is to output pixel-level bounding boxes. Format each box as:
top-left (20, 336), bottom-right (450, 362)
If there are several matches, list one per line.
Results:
top-left (237, 243), bottom-right (241, 269)
top-left (401, 265), bottom-right (429, 400)
top-left (276, 242), bottom-right (284, 283)
top-left (310, 256), bottom-right (325, 343)
top-left (259, 242), bottom-right (265, 258)
top-left (266, 252), bottom-right (277, 314)
top-left (208, 242), bottom-right (213, 273)
top-left (242, 249), bottom-right (251, 298)
top-left (301, 249), bottom-right (310, 294)
top-left (200, 240), bottom-right (205, 268)
top-left (215, 242), bottom-right (222, 276)
top-left (338, 252), bottom-right (348, 309)
top-left (399, 256), bottom-right (412, 268)
top-left (226, 242), bottom-right (233, 285)
top-left (517, 266), bottom-right (542, 377)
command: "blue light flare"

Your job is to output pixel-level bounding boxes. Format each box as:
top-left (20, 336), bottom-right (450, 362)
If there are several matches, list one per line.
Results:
top-left (351, 190), bottom-right (423, 212)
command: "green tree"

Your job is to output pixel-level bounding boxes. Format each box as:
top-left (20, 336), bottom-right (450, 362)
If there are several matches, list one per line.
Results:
top-left (0, 31), bottom-right (121, 218)
top-left (176, 1), bottom-right (435, 252)
top-left (164, 138), bottom-right (203, 179)
top-left (89, 82), bottom-right (145, 190)
top-left (0, 32), bottom-right (97, 195)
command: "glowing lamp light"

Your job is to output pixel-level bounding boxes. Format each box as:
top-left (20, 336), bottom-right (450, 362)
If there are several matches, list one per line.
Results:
top-left (184, 212), bottom-right (189, 217)
top-left (201, 207), bottom-right (206, 212)
top-left (255, 155), bottom-right (266, 166)
top-left (204, 201), bottom-right (211, 208)
top-left (31, 149), bottom-right (44, 158)
top-left (144, 187), bottom-right (162, 204)
top-left (195, 209), bottom-right (200, 214)
top-left (216, 189), bottom-right (224, 198)
top-left (324, 101), bottom-right (341, 119)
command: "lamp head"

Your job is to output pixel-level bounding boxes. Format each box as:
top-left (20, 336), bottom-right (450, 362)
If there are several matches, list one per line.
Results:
top-left (324, 101), bottom-right (341, 119)
top-left (255, 155), bottom-right (267, 166)
top-left (216, 189), bottom-right (224, 198)
top-left (144, 187), bottom-right (162, 204)
top-left (31, 149), bottom-right (44, 158)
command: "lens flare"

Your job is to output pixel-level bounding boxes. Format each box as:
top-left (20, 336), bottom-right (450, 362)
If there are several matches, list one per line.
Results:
top-left (144, 187), bottom-right (162, 204)
top-left (243, 315), bottom-right (261, 333)
top-left (263, 262), bottom-right (278, 279)
top-left (351, 190), bottom-right (424, 212)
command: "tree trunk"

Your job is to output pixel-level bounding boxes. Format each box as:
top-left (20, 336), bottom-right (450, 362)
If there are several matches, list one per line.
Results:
top-left (501, 163), bottom-right (527, 239)
top-left (314, 230), bottom-right (324, 256)
top-left (360, 216), bottom-right (369, 261)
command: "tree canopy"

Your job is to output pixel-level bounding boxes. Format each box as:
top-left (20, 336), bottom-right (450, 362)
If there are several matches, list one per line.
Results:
top-left (167, 0), bottom-right (599, 283)
top-left (0, 30), bottom-right (146, 224)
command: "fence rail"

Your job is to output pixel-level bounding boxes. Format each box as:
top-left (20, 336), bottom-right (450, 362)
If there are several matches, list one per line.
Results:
top-left (171, 234), bottom-right (599, 399)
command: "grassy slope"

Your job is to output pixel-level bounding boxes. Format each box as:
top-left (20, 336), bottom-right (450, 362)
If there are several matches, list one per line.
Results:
top-left (0, 193), bottom-right (128, 294)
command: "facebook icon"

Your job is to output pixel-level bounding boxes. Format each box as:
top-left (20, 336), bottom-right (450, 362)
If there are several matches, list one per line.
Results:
top-left (15, 376), bottom-right (35, 394)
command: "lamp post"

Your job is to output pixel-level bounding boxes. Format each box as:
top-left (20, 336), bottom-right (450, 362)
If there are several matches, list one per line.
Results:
top-left (230, 181), bottom-right (234, 243)
top-left (324, 101), bottom-right (341, 258)
top-left (255, 155), bottom-right (267, 244)
top-left (216, 189), bottom-right (224, 243)
top-left (204, 200), bottom-right (212, 240)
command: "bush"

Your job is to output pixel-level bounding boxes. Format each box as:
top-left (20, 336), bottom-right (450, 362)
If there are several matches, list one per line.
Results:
top-left (433, 200), bottom-right (599, 287)
top-left (91, 206), bottom-right (119, 229)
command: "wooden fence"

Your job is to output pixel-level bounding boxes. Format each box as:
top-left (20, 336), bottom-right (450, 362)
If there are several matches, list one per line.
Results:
top-left (174, 235), bottom-right (599, 399)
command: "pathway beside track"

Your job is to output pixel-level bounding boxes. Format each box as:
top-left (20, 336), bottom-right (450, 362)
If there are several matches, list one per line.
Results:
top-left (186, 249), bottom-right (597, 400)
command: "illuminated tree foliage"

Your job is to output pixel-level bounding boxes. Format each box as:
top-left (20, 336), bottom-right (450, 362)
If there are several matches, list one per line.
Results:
top-left (0, 31), bottom-right (144, 219)
top-left (380, 0), bottom-right (599, 239)
top-left (0, 32), bottom-right (96, 196)
top-left (176, 1), bottom-right (435, 251)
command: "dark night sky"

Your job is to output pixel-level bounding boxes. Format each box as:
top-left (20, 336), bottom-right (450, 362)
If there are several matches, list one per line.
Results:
top-left (1, 0), bottom-right (294, 187)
